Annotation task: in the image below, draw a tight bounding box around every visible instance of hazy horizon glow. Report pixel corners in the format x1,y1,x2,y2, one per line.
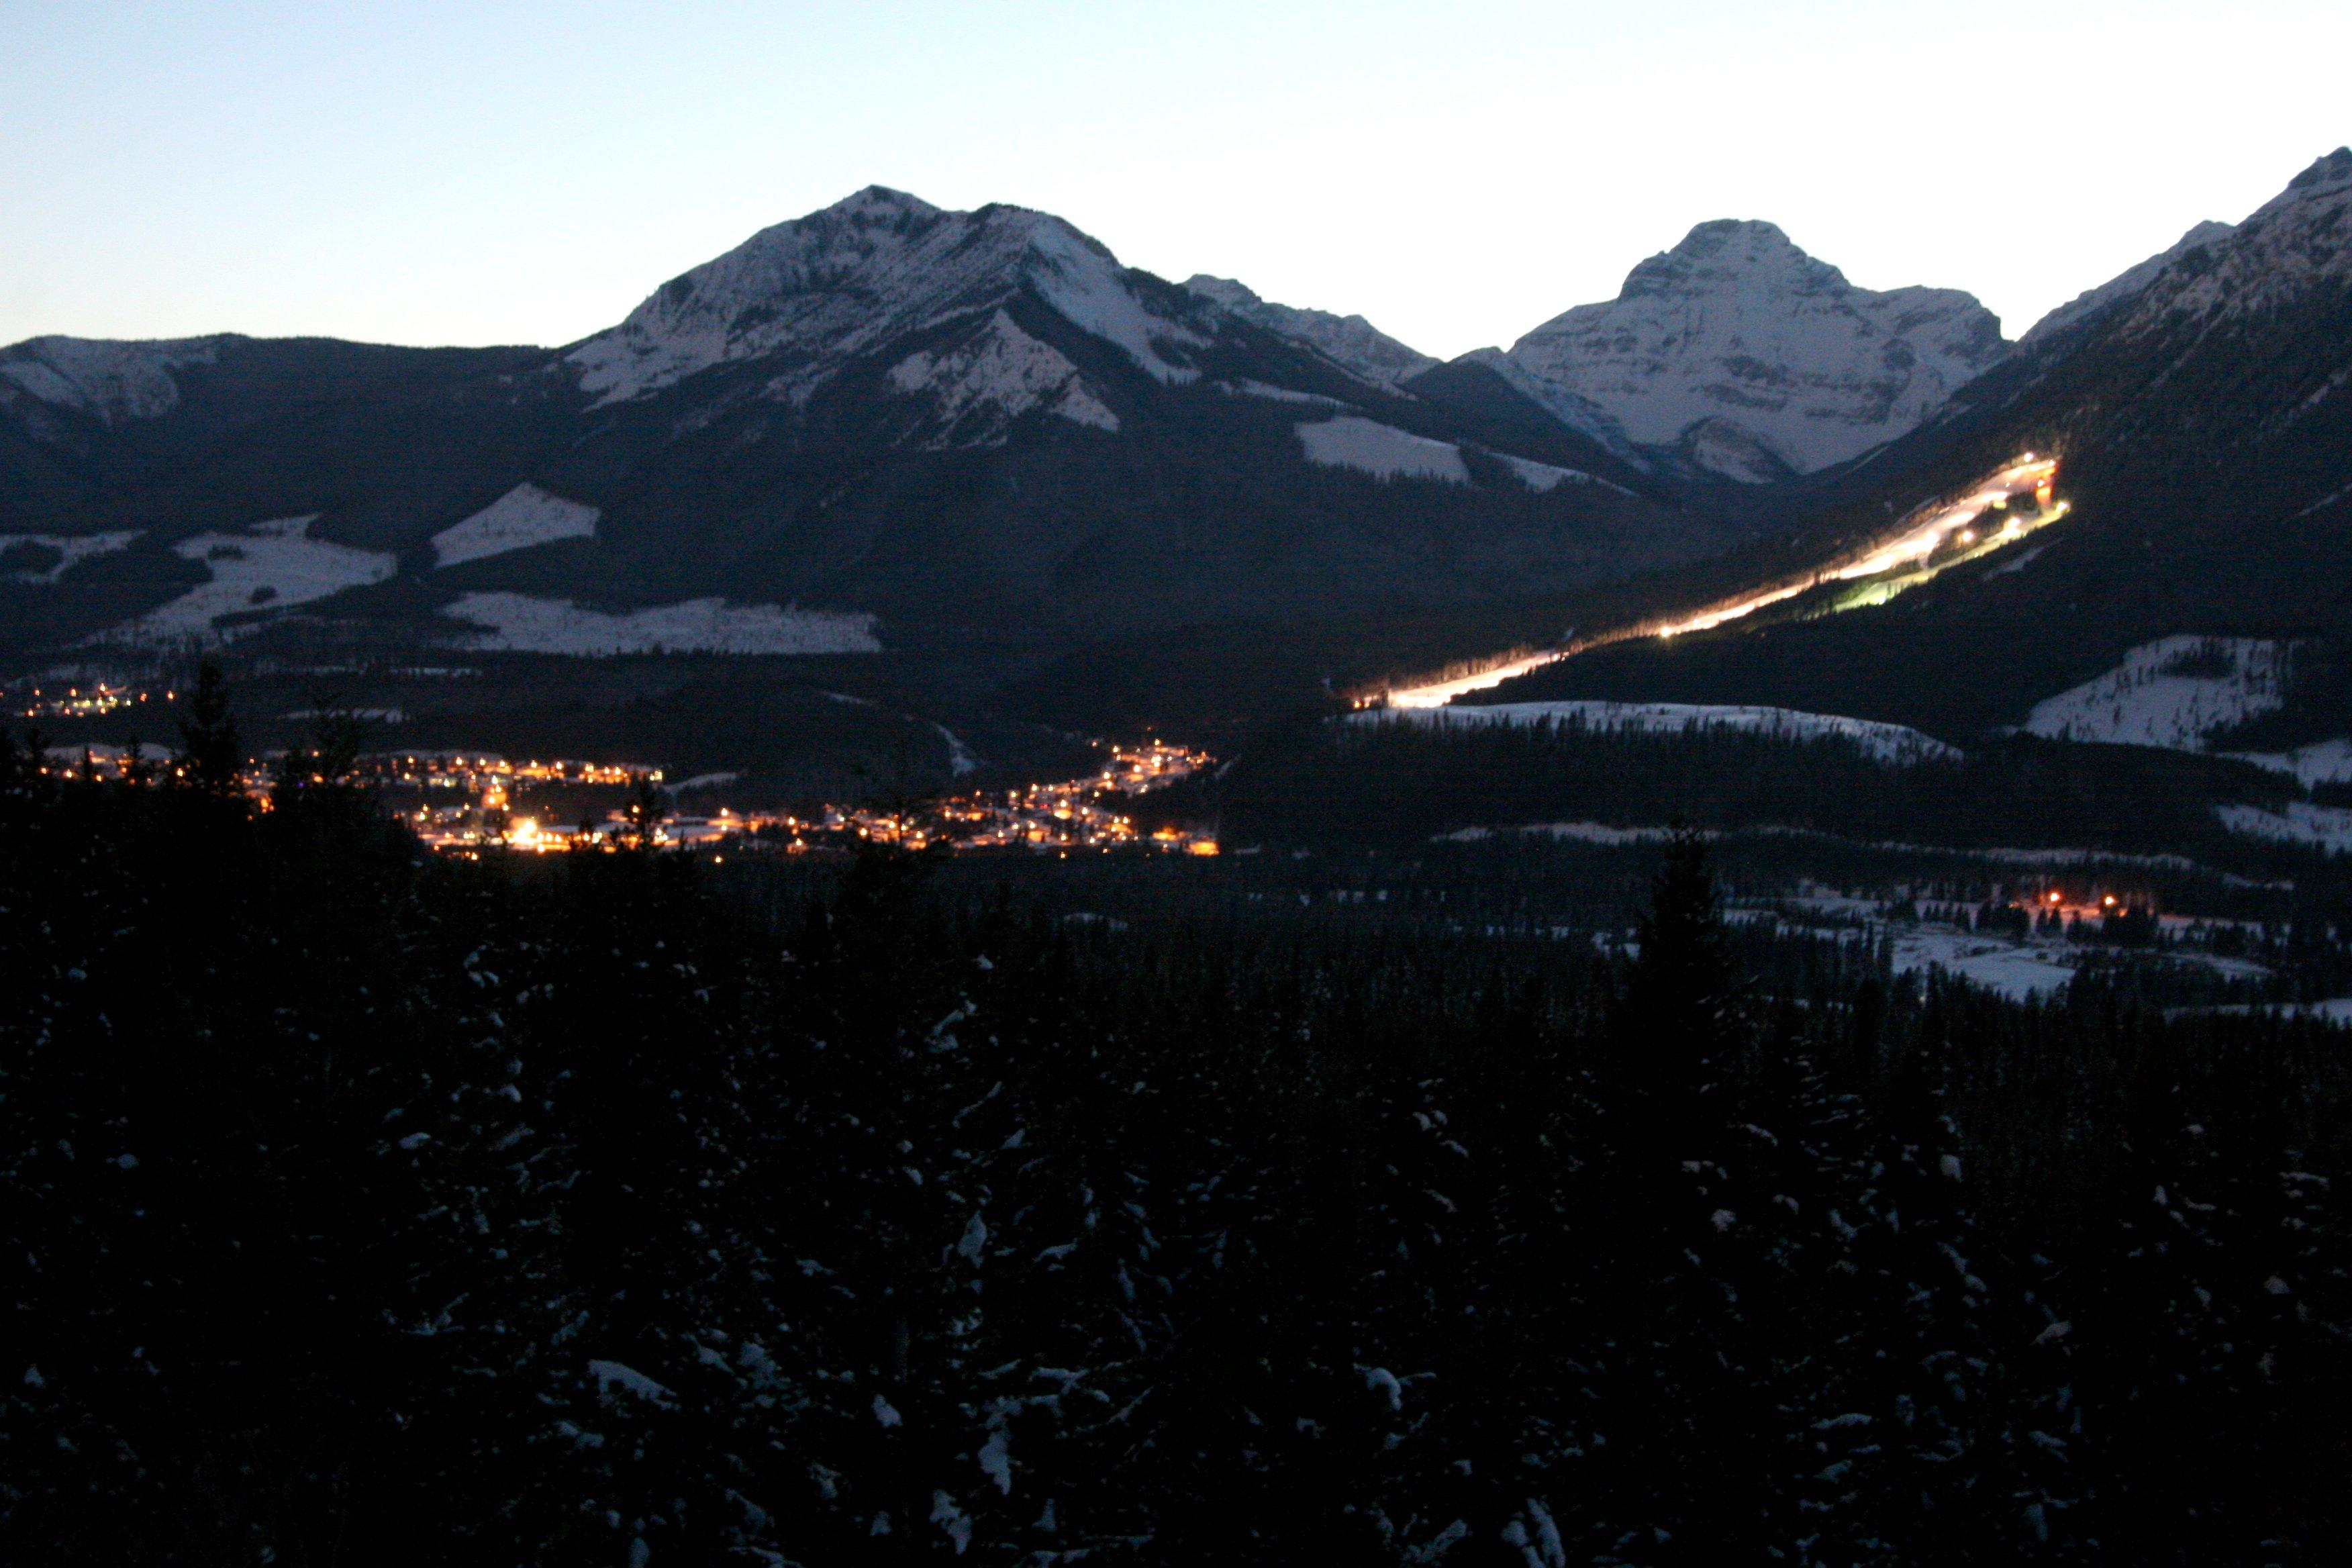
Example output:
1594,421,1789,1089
4,0,2348,360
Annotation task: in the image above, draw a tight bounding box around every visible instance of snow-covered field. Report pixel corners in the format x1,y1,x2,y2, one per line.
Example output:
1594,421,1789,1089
432,485,601,568
2214,801,2352,855
1360,699,1961,765
101,517,395,646
1,530,140,582
2024,636,2291,750
442,592,881,656
1295,417,1469,485
1889,929,2078,1001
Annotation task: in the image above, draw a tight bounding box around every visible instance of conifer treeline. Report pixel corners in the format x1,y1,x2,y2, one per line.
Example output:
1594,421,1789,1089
5,730,2349,1563
1186,716,2298,861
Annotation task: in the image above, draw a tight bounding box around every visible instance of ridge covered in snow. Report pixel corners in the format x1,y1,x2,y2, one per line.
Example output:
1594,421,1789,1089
1183,275,1438,390
2133,148,2352,328
0,336,219,424
1494,220,2007,480
567,187,1204,406
2020,220,2235,346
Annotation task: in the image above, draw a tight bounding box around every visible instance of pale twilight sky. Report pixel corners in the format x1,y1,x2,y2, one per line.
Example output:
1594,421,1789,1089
3,1,2346,360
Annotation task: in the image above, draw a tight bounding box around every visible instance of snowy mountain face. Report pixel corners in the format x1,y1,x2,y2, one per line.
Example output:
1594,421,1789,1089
1182,275,1438,390
2020,221,2235,347
1496,220,2008,481
0,335,220,425
2123,148,2352,330
567,187,1206,407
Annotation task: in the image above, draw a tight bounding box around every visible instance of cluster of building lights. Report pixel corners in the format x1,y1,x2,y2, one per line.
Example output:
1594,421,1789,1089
12,681,166,720
411,742,1222,859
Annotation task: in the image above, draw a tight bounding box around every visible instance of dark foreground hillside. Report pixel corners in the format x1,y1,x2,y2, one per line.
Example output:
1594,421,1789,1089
5,730,2351,1564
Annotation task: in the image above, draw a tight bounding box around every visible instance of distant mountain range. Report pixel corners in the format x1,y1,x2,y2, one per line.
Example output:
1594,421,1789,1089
4,150,2347,789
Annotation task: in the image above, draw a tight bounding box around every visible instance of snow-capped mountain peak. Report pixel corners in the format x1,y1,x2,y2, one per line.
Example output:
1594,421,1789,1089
567,188,1204,405
1182,275,1438,390
1495,219,2006,480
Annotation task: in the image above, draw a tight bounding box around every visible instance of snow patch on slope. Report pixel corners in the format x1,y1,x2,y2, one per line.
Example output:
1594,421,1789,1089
103,517,395,645
1183,275,1437,389
2216,801,2352,856
443,592,881,655
569,187,1201,405
1,530,142,583
1493,453,1624,495
887,310,1116,444
432,485,601,568
1358,699,1960,766
0,336,218,424
2226,737,2352,788
1296,417,1468,485
1499,219,2006,477
1220,379,1354,410
2023,636,2292,751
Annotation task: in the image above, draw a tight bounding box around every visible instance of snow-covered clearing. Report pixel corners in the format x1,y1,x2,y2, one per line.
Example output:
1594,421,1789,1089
1434,822,1688,846
2175,997,2352,1024
2215,801,2352,855
432,485,600,568
102,517,395,646
2225,736,2352,787
442,592,881,656
1890,929,2077,1001
2024,636,2292,750
1219,379,1353,409
1296,417,1469,485
1360,699,1961,765
1,530,141,582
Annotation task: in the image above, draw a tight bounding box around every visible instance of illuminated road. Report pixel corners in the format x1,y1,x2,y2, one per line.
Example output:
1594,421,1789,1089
1379,454,2066,707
